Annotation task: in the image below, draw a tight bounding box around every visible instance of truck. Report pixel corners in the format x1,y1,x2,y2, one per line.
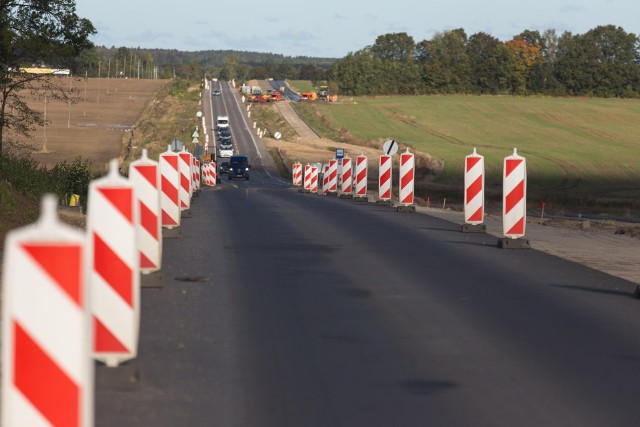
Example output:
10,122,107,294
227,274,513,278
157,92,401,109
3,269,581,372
317,85,329,100
228,155,250,180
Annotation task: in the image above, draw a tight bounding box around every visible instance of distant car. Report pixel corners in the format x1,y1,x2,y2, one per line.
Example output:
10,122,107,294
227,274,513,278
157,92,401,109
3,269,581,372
212,89,221,96
218,128,231,138
219,161,229,174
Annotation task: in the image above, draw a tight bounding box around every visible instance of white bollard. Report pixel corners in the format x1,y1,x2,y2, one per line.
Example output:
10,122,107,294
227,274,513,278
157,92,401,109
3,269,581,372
178,148,193,210
340,157,353,195
87,159,140,367
292,162,303,187
129,149,162,274
503,148,527,238
378,154,392,202
2,195,94,427
355,153,368,198
399,149,415,205
327,159,338,193
464,148,485,225
310,166,319,193
159,145,181,229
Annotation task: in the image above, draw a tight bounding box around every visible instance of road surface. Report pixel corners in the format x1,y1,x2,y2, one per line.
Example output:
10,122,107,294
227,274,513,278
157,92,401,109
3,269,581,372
95,81,640,427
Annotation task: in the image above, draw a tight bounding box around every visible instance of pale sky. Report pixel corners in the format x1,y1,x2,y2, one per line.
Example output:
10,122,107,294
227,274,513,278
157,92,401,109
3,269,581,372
76,0,639,58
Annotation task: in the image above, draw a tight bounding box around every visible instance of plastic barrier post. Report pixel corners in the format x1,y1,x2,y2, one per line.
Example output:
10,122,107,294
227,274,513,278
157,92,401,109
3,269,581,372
178,148,193,210
201,163,211,187
503,148,527,239
462,148,487,232
193,158,201,191
355,154,368,199
210,162,217,186
310,166,319,193
129,149,162,274
340,157,353,197
293,162,303,187
322,164,330,195
2,195,93,427
328,159,338,193
399,149,415,206
378,154,392,202
87,159,140,367
159,146,181,228
303,164,312,191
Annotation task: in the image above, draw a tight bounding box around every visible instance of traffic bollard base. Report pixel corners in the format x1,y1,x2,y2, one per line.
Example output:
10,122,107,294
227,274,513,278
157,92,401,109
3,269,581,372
181,209,192,218
497,237,531,249
339,194,354,199
376,199,393,206
141,271,164,289
95,360,142,392
462,223,487,233
163,227,182,239
396,205,416,213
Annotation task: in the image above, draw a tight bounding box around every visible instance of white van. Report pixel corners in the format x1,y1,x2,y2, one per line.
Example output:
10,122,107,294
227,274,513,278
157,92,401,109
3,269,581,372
216,115,229,129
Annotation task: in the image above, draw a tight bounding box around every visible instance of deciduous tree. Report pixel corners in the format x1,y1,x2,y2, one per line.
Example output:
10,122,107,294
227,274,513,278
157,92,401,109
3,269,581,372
0,0,95,153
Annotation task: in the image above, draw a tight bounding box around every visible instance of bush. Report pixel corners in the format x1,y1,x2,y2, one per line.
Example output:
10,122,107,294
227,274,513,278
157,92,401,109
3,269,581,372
0,151,94,210
50,157,95,209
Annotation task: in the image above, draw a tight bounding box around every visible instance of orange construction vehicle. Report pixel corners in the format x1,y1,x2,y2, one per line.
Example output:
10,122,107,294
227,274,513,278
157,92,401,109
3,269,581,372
270,91,282,101
301,91,318,101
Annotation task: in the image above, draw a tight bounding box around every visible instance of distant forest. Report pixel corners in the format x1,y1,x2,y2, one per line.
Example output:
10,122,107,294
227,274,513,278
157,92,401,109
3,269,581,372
71,24,640,98
72,46,335,82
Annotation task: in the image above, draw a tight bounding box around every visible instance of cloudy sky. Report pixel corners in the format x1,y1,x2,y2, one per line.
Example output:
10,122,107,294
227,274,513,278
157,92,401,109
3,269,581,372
76,0,638,58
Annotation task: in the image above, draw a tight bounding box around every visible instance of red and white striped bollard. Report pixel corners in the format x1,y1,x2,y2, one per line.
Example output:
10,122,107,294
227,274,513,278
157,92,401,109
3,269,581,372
327,159,338,193
2,195,93,427
178,148,192,210
129,149,162,274
292,162,303,187
303,164,312,191
464,148,485,224
355,153,368,198
159,145,181,228
310,166,319,193
399,149,415,205
88,159,140,367
503,148,527,239
340,157,353,196
378,154,392,202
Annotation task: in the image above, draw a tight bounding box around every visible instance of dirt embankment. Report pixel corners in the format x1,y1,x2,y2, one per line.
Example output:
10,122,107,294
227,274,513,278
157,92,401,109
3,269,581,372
19,78,168,171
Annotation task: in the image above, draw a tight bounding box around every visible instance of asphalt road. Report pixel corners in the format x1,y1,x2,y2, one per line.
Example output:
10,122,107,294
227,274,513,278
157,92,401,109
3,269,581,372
96,180,640,427
95,81,640,426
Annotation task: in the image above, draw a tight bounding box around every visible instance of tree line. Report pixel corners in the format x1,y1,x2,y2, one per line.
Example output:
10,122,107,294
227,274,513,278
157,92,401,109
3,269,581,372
327,26,640,97
73,46,334,82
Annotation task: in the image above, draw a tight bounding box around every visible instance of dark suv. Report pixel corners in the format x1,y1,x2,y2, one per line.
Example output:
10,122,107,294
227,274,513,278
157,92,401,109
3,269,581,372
219,161,229,175
228,155,250,180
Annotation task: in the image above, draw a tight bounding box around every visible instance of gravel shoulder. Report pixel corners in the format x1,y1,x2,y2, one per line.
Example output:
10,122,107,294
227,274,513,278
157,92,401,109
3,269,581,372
417,206,640,286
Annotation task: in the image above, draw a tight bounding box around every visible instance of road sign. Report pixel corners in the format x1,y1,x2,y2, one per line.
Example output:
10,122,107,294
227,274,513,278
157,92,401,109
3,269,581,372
336,148,345,159
383,140,398,156
274,132,282,140
170,138,183,152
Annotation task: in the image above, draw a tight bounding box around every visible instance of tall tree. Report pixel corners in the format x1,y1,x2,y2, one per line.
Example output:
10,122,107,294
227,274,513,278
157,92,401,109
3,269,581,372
0,0,95,153
419,29,471,93
371,32,416,63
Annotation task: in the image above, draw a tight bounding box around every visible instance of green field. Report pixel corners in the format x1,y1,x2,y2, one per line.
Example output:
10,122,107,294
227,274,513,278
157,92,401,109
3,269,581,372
311,95,640,212
288,80,318,93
